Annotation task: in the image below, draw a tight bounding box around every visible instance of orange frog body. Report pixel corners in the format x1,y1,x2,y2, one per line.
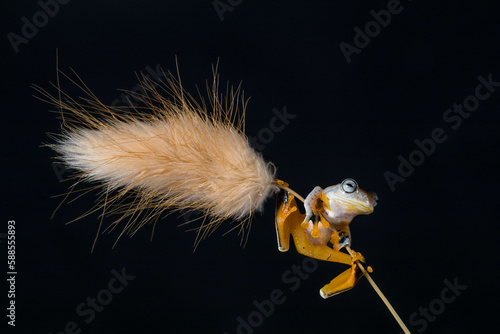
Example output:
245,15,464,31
275,178,378,298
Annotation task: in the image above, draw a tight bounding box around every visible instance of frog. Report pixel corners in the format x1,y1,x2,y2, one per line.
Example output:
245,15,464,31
275,178,378,298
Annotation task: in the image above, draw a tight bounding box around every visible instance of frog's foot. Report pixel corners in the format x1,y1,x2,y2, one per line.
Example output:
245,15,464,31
319,263,365,299
276,192,298,223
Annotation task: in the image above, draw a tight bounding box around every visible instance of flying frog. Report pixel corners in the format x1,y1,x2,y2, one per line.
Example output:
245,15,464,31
275,178,378,298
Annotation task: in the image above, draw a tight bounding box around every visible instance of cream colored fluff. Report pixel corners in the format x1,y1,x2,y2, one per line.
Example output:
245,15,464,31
37,69,277,246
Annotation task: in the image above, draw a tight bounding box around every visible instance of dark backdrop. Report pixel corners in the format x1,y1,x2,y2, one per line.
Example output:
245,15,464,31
2,1,499,333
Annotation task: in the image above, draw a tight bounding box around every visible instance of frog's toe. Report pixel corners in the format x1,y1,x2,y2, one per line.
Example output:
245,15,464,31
301,214,312,229
351,251,366,264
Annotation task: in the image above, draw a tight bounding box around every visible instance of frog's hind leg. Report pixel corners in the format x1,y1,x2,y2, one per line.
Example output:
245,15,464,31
320,263,371,298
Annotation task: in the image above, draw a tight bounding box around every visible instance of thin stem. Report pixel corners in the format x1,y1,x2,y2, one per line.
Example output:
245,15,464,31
279,183,411,334
275,183,305,203
344,246,411,334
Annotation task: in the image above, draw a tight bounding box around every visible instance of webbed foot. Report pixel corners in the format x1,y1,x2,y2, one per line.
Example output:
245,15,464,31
319,263,365,298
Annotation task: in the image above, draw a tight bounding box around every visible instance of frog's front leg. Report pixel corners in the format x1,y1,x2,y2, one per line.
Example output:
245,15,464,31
302,186,323,227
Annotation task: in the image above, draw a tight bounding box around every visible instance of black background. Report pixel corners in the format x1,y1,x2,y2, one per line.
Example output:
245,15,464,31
2,1,500,333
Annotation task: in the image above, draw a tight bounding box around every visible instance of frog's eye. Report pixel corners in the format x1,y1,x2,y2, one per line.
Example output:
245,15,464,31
341,178,358,193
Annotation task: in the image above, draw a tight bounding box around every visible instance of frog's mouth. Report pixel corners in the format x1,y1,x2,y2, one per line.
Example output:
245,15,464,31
327,193,376,214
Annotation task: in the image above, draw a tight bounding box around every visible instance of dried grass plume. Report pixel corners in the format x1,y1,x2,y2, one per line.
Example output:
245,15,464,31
34,63,278,249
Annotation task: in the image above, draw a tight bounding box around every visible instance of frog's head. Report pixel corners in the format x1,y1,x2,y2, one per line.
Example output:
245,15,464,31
319,178,377,224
